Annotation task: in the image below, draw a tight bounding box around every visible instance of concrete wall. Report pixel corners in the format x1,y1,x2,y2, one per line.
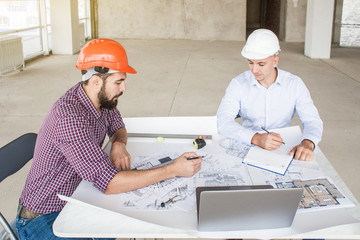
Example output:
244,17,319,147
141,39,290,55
284,0,307,42
340,0,360,46
97,0,246,41
332,0,343,44
97,0,306,42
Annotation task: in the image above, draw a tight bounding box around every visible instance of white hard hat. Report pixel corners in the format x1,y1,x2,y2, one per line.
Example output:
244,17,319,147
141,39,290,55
241,29,281,60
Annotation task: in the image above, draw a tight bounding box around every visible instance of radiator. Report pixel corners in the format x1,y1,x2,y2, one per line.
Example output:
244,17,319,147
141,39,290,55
0,35,25,75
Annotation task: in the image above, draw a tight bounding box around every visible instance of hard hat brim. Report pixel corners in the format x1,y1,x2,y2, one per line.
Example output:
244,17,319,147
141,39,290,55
118,65,137,74
241,45,278,60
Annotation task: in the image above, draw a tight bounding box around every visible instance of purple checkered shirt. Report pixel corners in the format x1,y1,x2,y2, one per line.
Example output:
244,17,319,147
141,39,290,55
20,82,123,213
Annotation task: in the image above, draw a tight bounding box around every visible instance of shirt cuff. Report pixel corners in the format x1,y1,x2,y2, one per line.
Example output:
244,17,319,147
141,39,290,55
302,134,320,149
93,162,120,193
240,128,257,145
302,138,317,150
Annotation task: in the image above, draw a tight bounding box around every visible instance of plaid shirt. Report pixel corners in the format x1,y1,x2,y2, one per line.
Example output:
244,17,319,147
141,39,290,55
20,82,123,213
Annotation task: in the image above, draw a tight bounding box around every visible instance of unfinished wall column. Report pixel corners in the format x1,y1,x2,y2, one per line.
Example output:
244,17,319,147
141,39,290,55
304,0,335,59
50,0,80,54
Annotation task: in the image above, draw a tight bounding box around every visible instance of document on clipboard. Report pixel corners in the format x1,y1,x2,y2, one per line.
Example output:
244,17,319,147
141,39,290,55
243,126,302,175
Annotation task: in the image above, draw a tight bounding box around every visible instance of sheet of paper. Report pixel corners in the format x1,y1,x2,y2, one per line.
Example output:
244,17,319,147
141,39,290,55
243,126,302,175
79,149,252,211
276,177,355,211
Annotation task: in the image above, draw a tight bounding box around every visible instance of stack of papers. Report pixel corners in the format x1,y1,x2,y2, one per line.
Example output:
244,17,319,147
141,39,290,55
243,126,302,175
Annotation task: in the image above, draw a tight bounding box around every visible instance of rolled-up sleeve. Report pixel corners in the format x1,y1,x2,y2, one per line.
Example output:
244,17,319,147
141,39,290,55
107,108,125,138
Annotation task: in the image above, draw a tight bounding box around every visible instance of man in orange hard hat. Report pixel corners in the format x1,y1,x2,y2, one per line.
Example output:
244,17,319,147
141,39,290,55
217,29,323,161
16,39,202,240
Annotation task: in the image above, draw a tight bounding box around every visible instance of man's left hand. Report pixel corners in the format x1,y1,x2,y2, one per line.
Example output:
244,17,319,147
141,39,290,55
110,141,131,170
289,139,315,161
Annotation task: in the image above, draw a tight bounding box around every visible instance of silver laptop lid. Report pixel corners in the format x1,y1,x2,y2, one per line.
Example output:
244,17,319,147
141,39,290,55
197,187,303,231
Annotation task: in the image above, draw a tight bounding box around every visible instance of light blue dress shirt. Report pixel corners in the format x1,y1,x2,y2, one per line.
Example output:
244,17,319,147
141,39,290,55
217,68,323,146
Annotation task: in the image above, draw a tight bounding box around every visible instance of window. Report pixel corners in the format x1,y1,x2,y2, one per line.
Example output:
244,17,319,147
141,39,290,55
0,16,9,26
0,0,51,59
78,0,91,41
0,0,91,60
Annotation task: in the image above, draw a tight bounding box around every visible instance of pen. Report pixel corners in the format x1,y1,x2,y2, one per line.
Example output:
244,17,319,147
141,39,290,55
260,127,285,145
187,156,204,160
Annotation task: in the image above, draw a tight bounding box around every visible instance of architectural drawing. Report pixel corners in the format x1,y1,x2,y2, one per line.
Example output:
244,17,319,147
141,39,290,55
220,138,250,159
276,178,345,209
195,152,251,187
118,150,195,210
115,145,352,211
117,149,252,210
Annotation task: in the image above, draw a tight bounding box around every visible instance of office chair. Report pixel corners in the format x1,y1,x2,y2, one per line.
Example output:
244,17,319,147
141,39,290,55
0,133,37,240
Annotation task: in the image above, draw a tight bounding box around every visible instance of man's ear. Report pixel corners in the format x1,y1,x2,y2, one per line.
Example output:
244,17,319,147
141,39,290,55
89,75,103,90
273,55,279,68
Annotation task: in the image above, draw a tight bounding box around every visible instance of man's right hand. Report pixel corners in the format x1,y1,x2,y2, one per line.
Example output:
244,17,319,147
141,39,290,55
169,152,202,177
251,132,283,150
106,152,202,195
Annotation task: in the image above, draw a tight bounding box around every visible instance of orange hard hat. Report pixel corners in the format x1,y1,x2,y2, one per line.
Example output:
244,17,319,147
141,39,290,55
76,39,137,74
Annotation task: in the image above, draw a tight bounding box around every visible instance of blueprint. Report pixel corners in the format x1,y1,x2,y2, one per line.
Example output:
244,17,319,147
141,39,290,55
222,140,355,211
219,137,251,159
275,178,355,210
112,139,353,212
118,150,194,210
220,137,325,185
116,148,252,210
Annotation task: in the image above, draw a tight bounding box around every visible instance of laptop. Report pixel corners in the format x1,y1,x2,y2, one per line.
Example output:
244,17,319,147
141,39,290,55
196,185,303,231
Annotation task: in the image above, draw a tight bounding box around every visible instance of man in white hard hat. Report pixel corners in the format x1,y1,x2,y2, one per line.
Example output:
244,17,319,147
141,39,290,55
217,29,323,161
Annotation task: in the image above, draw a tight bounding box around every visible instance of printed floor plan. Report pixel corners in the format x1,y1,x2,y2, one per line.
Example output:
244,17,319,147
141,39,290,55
276,178,345,209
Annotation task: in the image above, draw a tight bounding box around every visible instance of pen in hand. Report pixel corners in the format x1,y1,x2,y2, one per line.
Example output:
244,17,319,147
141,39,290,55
186,156,204,160
260,126,285,145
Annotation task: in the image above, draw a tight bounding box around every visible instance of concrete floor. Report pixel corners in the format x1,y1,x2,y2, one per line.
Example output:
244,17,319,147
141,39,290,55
0,40,359,237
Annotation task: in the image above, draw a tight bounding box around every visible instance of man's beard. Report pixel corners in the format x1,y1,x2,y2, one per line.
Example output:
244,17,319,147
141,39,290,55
98,85,123,110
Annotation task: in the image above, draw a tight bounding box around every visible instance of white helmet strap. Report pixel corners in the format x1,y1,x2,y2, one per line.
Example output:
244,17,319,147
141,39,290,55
82,67,119,81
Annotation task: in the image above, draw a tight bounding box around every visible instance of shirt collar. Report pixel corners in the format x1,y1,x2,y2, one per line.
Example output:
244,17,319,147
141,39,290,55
250,67,283,88
274,67,283,86
76,82,102,119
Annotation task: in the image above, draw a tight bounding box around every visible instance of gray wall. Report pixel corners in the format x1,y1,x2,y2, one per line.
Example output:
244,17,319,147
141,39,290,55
97,0,246,41
284,0,307,42
333,0,343,44
340,0,360,46
96,0,357,46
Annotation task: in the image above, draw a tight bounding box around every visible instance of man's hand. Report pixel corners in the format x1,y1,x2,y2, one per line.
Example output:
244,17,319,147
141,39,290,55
110,141,131,170
169,152,202,177
289,139,315,161
106,152,202,194
251,132,284,150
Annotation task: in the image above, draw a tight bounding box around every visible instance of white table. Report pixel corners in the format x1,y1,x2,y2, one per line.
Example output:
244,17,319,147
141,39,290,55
53,116,360,239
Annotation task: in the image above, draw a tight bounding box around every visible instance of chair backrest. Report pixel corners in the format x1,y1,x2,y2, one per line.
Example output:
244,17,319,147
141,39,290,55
0,133,37,182
0,133,37,240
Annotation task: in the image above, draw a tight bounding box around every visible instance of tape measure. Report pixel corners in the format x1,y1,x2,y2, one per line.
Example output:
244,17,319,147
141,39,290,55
193,138,206,149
